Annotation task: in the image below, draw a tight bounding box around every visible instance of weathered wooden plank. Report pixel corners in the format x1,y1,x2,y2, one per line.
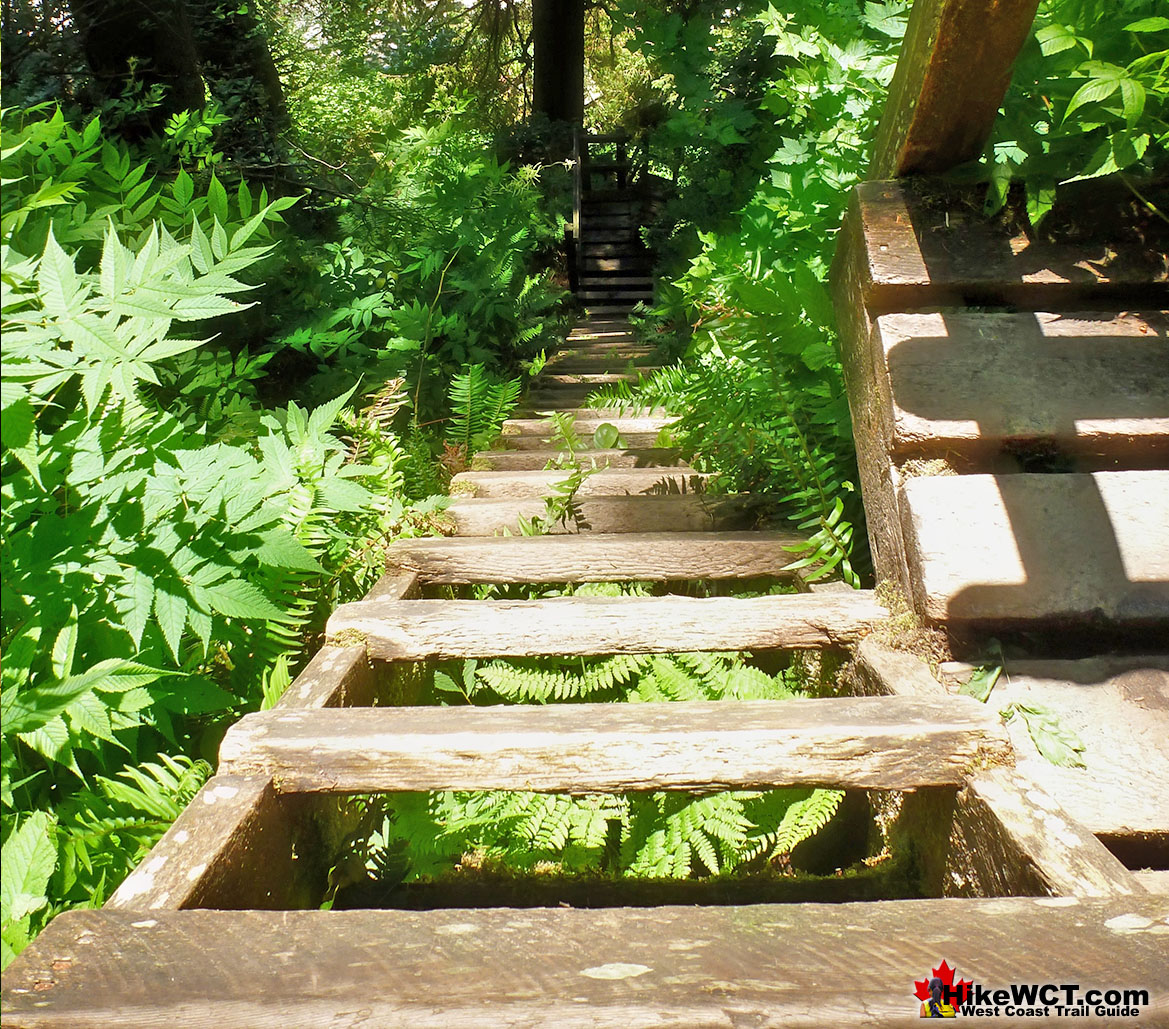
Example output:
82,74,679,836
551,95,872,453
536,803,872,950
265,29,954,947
105,776,318,912
1137,870,1169,894
445,493,773,535
219,695,1009,793
326,591,886,659
845,181,1169,313
900,471,1169,625
940,655,1169,841
9,899,1167,1027
870,0,1040,178
946,769,1146,899
875,311,1169,459
532,372,645,386
828,188,914,595
449,468,709,499
386,530,807,583
470,447,684,471
501,414,675,438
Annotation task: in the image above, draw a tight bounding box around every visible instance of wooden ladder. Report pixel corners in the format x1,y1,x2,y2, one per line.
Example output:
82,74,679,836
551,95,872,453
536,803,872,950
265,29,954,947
5,310,1164,1028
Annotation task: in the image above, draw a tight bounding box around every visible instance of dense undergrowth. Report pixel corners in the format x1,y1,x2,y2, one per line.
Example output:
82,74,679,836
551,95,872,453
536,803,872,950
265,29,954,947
3,0,1165,964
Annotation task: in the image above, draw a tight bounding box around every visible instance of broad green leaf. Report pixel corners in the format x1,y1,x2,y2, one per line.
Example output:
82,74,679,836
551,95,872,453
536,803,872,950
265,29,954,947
1002,702,1086,768
593,422,621,449
37,229,82,318
202,578,286,620
1,811,57,924
1123,17,1169,33
1063,76,1120,121
207,173,228,224
172,168,194,208
959,664,1001,702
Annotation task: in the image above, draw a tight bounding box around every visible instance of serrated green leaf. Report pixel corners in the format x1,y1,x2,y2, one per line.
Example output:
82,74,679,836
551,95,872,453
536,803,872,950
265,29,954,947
1,811,57,924
202,578,287,620
207,173,228,224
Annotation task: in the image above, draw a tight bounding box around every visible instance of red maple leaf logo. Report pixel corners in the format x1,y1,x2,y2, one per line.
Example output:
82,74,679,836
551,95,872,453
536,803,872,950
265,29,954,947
914,959,973,1005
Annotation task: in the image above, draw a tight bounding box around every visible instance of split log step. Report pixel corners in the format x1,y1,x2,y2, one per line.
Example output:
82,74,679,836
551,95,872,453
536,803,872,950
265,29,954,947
445,493,774,535
579,276,653,289
449,468,710,499
219,695,1008,792
11,899,1167,1029
470,447,684,471
326,591,886,659
386,530,807,583
586,304,642,316
900,470,1169,625
579,290,655,302
841,180,1168,313
873,311,1169,460
532,372,646,386
500,413,677,439
582,257,652,273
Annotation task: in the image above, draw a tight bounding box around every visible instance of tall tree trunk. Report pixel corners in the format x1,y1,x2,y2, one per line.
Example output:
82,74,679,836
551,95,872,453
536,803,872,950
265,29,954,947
72,0,204,132
532,0,584,126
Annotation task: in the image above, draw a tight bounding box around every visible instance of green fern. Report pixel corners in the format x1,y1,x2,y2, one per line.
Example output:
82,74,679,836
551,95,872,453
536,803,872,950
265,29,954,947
445,364,522,456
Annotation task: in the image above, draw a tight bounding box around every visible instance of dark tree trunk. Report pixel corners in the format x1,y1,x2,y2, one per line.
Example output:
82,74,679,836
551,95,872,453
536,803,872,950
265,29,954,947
72,0,204,131
532,0,584,126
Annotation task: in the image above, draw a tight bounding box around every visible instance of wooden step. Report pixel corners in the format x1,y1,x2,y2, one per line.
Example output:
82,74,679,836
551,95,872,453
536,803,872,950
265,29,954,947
874,311,1169,460
544,358,658,374
582,257,652,273
586,304,642,316
221,694,1003,792
532,373,646,386
501,414,676,438
326,591,886,660
900,470,1169,625
445,494,773,534
579,242,647,258
579,290,654,302
387,530,806,583
13,898,1166,1028
471,448,684,471
579,276,653,289
449,468,710,499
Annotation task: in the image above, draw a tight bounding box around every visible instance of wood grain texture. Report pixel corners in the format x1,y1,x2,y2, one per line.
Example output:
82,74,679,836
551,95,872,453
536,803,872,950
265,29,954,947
874,311,1169,458
870,0,1040,178
449,467,709,499
829,190,914,594
849,181,1169,313
500,414,676,437
947,770,1146,899
9,899,1167,1027
900,471,1169,625
105,776,317,912
445,493,776,535
942,655,1169,840
386,531,807,583
327,591,886,658
218,696,1011,792
470,447,684,470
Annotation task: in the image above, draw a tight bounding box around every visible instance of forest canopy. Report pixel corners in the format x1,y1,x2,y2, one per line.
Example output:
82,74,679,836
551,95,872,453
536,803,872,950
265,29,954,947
2,0,1166,966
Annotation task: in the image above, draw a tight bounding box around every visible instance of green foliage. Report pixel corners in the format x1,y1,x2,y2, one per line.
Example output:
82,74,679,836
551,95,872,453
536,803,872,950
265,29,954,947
985,0,1168,221
352,649,842,884
445,365,522,458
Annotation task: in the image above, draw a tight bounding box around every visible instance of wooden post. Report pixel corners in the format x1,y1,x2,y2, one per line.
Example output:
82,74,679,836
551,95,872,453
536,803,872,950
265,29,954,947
532,0,585,126
869,0,1041,178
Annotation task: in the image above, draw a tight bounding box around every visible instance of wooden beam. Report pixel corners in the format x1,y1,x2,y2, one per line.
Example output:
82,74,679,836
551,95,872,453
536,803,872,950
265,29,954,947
326,592,887,659
449,468,711,499
9,898,1168,1026
947,769,1147,898
218,696,1011,793
870,0,1041,178
105,776,320,911
386,531,807,583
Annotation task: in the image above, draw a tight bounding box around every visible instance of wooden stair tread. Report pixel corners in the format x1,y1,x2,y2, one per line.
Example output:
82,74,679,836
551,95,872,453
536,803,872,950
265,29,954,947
445,493,774,535
502,413,674,435
326,591,885,659
875,311,1169,457
900,470,1169,625
941,654,1169,841
471,448,684,471
387,530,807,583
843,180,1169,313
9,899,1166,1028
533,372,647,384
220,695,1008,792
450,468,710,499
